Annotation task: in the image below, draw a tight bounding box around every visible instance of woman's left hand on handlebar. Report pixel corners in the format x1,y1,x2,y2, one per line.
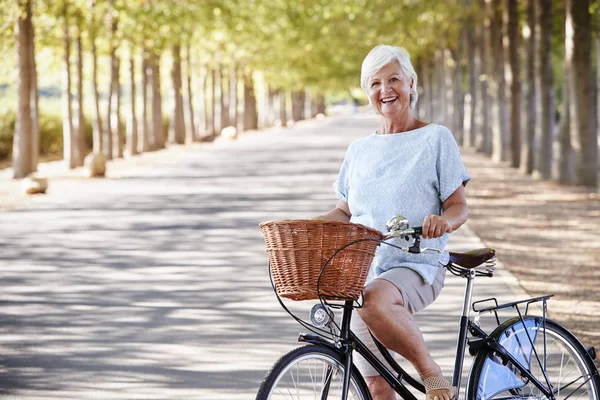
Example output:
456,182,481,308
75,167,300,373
422,215,452,239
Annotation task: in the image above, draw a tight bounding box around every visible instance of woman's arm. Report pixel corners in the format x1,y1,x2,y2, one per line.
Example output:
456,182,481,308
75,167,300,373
314,200,352,222
422,185,468,239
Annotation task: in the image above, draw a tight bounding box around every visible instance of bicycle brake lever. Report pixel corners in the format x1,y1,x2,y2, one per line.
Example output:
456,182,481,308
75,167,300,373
420,247,442,254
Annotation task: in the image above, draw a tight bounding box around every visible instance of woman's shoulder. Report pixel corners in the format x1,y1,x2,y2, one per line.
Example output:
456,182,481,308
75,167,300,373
423,124,457,143
347,133,376,149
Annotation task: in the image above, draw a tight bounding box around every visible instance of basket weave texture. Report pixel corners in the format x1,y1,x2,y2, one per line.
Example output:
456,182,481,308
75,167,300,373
259,220,383,301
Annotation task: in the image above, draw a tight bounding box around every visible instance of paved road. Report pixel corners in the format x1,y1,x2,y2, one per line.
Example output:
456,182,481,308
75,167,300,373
0,114,529,399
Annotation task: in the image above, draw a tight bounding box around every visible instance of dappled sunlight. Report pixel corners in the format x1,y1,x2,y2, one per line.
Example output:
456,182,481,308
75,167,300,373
0,115,555,398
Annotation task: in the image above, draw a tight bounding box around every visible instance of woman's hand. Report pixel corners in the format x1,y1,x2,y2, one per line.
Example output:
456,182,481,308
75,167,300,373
422,215,452,239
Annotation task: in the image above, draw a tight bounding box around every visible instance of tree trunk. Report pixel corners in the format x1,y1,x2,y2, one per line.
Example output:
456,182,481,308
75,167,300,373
209,66,216,138
292,91,306,121
75,20,85,166
89,3,103,155
171,44,185,144
271,88,280,122
185,46,196,143
107,49,121,159
149,52,164,149
198,66,208,139
522,0,537,175
105,7,118,160
243,69,258,130
491,0,509,162
453,36,465,144
507,0,521,168
13,0,35,179
316,94,326,115
557,21,573,184
435,49,452,126
141,48,150,152
466,0,477,148
262,80,271,128
230,64,238,130
534,0,554,180
476,0,491,154
220,63,230,131
279,91,288,127
62,4,77,168
28,0,39,173
127,49,138,156
423,60,434,122
567,0,597,186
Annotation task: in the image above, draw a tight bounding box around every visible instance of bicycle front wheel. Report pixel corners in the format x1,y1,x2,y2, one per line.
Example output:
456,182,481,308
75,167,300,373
255,344,371,400
467,316,600,400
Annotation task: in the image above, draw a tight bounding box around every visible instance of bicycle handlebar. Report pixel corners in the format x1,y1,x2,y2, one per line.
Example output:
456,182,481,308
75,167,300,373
383,226,422,240
382,225,442,254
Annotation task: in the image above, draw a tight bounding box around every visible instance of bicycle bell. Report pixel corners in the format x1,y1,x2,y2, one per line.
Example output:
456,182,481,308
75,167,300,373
309,304,334,328
386,215,409,232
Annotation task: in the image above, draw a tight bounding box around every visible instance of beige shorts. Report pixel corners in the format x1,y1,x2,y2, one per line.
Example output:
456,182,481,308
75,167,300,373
350,266,446,377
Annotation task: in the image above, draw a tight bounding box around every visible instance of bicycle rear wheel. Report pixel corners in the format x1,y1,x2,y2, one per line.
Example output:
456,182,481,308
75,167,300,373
467,316,600,400
255,344,371,400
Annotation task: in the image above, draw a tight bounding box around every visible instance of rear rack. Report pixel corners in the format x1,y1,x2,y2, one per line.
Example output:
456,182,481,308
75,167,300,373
472,294,554,325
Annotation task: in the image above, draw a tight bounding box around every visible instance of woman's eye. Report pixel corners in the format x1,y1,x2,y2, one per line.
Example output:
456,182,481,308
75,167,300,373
371,82,379,87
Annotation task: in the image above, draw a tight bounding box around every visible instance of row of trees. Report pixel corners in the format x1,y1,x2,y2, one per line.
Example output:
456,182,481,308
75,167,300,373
416,0,599,188
6,0,600,187
7,0,334,178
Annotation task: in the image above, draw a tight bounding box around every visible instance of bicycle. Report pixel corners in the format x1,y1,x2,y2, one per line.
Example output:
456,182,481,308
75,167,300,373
256,216,600,400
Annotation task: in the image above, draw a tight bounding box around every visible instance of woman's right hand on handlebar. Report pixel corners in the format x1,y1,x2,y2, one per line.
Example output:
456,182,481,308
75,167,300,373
422,215,452,239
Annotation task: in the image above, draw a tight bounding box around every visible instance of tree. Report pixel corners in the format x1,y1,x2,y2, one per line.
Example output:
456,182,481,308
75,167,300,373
490,0,509,162
62,1,78,168
171,43,186,144
506,0,521,168
567,0,597,187
476,0,492,155
88,0,104,155
522,0,537,175
13,0,38,179
184,45,197,142
465,0,477,148
126,47,138,156
534,0,554,180
106,0,121,159
74,12,85,165
243,68,258,130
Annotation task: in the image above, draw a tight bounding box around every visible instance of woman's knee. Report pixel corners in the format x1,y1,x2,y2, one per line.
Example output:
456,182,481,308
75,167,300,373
358,280,404,322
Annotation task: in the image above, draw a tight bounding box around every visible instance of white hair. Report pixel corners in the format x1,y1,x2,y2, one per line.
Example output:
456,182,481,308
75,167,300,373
360,45,419,110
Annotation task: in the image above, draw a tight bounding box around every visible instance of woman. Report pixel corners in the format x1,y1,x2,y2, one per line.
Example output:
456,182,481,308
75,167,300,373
316,45,470,400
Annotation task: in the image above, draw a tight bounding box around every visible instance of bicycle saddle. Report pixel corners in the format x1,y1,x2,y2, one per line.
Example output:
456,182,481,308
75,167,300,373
448,248,496,269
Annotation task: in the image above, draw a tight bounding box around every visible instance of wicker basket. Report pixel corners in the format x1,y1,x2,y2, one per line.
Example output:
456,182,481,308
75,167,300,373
259,219,383,301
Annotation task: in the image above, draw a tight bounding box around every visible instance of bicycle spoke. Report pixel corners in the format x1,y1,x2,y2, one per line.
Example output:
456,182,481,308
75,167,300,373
470,318,598,400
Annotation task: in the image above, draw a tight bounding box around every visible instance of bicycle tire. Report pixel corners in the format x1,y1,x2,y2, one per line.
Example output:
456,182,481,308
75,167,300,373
467,316,600,400
255,344,372,400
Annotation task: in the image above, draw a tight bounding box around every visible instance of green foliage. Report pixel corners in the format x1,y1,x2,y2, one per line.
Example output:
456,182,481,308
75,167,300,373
0,111,16,160
0,110,94,162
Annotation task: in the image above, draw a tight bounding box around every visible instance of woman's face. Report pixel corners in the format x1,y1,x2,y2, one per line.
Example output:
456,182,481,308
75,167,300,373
366,60,413,118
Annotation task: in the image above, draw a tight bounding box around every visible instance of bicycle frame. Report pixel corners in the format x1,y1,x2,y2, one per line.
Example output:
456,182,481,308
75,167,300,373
298,268,559,400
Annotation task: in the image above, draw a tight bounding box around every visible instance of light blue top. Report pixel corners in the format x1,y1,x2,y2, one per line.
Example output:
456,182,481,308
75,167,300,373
333,123,471,284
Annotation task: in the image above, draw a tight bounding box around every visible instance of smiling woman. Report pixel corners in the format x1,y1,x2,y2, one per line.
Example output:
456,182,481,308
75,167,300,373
315,44,470,400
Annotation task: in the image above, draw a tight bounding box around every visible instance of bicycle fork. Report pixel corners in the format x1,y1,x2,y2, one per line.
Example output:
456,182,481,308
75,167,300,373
340,300,355,400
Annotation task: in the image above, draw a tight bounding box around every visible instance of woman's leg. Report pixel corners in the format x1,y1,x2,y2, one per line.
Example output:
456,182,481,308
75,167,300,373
357,277,453,400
